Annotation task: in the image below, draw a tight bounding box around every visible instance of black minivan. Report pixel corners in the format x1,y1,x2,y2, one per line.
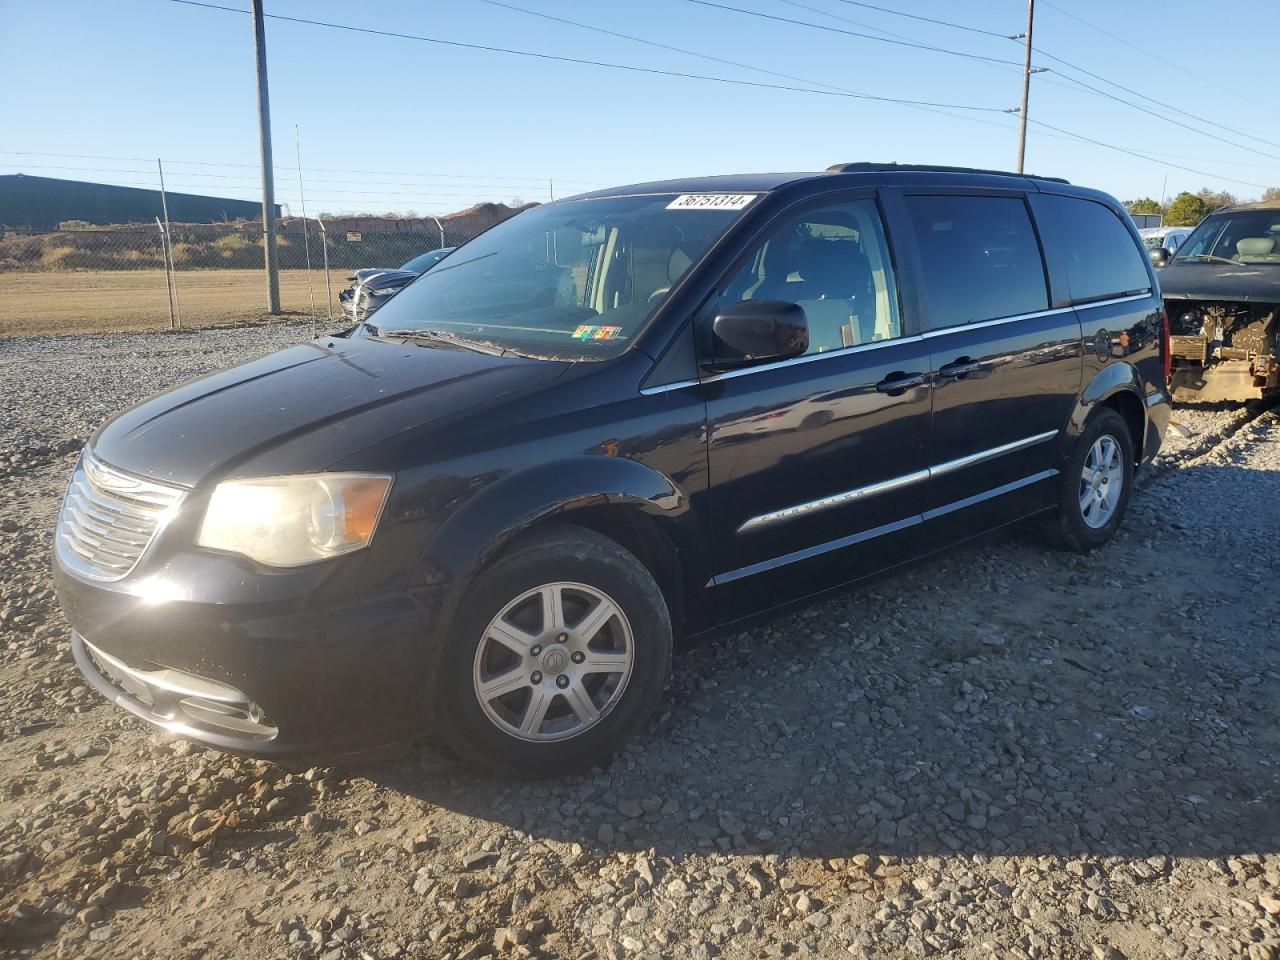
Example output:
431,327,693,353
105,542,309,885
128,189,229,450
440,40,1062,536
55,163,1172,777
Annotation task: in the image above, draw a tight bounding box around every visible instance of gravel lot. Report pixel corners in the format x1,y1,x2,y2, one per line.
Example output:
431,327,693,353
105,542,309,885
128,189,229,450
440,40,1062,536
1,323,1278,960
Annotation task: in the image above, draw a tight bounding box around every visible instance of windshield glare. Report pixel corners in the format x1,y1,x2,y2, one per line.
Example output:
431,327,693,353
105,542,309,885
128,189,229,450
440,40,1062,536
1174,210,1280,264
368,194,749,358
400,249,451,273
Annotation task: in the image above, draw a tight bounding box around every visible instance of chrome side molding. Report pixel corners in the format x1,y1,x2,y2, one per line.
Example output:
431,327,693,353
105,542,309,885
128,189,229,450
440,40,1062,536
737,430,1058,533
717,468,1058,584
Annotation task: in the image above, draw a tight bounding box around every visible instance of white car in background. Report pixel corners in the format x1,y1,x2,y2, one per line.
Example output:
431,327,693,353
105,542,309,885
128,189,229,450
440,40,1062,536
1140,226,1193,266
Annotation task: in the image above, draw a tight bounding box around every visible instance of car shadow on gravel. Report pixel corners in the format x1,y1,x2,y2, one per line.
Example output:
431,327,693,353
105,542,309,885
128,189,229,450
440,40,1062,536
353,484,1280,865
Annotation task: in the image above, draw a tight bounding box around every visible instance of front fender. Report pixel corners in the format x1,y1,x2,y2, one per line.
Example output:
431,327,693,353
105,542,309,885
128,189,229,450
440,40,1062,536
413,454,706,634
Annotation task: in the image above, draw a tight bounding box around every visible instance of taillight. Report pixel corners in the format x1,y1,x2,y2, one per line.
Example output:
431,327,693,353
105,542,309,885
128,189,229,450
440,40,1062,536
1160,306,1171,384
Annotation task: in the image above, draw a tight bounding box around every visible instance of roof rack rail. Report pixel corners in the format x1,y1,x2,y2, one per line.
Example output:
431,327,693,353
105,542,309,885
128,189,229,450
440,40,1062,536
825,162,1069,185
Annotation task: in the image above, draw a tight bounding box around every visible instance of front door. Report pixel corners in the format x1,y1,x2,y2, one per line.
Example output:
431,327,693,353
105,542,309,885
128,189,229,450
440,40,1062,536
895,191,1083,537
700,194,933,619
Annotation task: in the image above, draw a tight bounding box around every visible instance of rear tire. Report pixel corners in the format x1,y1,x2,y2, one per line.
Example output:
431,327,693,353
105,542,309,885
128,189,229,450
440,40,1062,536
1042,408,1134,553
435,525,672,778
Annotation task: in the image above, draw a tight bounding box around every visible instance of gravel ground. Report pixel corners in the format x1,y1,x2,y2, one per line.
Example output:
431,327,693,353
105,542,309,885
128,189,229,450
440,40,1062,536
1,324,1278,960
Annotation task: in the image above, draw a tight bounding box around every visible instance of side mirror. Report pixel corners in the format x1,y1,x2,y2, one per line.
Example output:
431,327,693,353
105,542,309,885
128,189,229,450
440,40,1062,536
705,300,808,371
1149,247,1170,267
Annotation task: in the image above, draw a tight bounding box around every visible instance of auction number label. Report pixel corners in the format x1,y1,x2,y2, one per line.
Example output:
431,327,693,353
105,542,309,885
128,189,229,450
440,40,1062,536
666,194,758,210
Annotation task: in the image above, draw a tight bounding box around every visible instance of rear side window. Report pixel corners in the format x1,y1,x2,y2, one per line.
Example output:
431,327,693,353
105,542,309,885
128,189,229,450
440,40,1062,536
1036,195,1151,303
904,195,1048,329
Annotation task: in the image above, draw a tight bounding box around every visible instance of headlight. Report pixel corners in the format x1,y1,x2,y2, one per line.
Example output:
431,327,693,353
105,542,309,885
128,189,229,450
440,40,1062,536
196,474,392,567
367,286,403,299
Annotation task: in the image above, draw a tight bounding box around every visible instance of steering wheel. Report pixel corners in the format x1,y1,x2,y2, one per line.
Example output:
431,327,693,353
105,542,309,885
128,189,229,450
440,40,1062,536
647,286,671,303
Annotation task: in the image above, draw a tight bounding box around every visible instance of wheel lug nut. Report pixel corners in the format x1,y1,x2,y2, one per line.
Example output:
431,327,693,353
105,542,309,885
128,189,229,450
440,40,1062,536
571,651,585,664
530,645,542,656
556,675,569,689
556,632,569,643
531,671,543,684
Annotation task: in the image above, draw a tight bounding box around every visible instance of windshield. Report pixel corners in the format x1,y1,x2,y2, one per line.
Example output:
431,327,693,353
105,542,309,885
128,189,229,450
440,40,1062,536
1142,235,1165,250
1173,210,1280,264
400,248,452,273
367,194,752,359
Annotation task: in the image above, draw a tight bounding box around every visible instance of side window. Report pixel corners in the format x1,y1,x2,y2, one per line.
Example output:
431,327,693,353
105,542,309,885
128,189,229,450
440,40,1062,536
715,199,902,354
904,195,1048,329
1036,195,1151,303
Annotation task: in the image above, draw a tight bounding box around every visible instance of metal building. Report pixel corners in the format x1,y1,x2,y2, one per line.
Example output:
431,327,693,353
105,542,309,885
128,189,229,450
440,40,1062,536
0,174,278,231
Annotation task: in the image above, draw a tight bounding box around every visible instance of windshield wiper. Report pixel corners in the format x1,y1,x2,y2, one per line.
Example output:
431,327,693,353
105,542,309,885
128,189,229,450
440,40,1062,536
1182,254,1243,266
380,328,510,357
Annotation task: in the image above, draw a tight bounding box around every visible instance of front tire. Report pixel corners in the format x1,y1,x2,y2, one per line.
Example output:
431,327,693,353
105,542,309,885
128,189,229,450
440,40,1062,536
1042,408,1134,553
435,525,672,778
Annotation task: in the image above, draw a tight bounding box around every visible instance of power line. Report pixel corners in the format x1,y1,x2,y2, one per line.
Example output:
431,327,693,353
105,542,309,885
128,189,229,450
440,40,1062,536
1038,0,1271,112
155,0,1274,193
776,0,1117,108
164,0,1006,112
0,149,606,185
474,0,1059,177
785,0,1279,156
1038,68,1280,164
477,0,854,94
684,0,1280,166
680,0,1030,68
1028,119,1269,190
479,0,1275,190
823,0,1010,39
3,161,593,191
1031,48,1280,153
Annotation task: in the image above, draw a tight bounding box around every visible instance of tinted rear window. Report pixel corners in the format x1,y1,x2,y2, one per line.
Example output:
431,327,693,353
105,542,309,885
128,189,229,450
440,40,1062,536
904,195,1048,329
1036,195,1151,302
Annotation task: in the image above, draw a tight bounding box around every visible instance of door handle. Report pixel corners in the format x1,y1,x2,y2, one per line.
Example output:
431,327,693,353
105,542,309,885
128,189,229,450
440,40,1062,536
938,356,984,380
875,371,927,395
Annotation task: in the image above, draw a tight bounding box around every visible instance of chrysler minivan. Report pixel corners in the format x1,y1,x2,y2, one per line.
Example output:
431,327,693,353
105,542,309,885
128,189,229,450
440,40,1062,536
54,163,1172,776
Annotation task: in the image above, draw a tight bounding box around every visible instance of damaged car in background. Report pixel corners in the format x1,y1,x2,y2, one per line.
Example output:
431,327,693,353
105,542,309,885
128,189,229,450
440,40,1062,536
339,247,456,323
1159,201,1280,402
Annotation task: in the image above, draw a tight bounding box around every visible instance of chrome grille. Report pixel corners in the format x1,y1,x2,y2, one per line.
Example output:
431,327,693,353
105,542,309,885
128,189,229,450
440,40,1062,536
56,452,186,581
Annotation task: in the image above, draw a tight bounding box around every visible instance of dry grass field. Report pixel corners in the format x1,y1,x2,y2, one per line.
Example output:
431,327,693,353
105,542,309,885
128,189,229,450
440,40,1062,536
0,269,338,336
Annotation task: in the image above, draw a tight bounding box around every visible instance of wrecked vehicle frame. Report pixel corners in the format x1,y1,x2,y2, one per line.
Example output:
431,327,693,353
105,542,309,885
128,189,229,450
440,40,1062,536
1159,202,1280,403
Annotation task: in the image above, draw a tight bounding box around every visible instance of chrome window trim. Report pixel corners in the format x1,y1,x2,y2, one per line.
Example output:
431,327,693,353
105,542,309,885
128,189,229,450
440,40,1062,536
920,305,1073,339
639,378,700,396
679,292,1153,389
701,334,927,384
1069,291,1152,310
735,430,1058,533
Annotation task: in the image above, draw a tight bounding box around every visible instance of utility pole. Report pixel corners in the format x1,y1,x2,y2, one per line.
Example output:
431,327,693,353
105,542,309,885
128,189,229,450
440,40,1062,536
252,0,281,314
156,159,181,328
1015,0,1036,174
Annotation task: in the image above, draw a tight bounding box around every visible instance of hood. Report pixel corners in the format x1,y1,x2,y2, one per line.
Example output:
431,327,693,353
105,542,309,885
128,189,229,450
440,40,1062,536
1159,259,1280,302
92,337,569,487
354,268,416,291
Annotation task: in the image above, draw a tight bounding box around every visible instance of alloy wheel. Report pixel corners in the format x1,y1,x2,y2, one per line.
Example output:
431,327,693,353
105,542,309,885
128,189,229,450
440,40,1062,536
471,582,635,742
1079,434,1124,529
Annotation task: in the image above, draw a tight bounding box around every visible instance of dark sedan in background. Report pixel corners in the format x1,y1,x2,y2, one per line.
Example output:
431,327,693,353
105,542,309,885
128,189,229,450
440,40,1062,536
339,247,455,323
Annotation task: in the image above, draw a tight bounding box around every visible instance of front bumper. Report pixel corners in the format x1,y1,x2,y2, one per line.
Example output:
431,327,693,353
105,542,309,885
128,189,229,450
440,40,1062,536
56,564,444,758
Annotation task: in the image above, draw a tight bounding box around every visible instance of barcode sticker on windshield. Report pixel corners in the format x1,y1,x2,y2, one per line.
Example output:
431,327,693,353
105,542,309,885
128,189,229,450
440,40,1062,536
667,194,758,211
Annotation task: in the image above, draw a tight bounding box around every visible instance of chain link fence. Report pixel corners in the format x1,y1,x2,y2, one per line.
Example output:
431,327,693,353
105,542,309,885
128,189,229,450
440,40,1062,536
0,210,512,336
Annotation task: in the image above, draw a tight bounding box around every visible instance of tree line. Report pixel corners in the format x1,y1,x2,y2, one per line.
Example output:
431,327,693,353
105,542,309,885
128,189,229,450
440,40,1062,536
1125,186,1280,226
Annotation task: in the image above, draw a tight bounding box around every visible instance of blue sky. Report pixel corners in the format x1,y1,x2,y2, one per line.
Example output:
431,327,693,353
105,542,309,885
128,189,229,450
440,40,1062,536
2,0,1277,216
